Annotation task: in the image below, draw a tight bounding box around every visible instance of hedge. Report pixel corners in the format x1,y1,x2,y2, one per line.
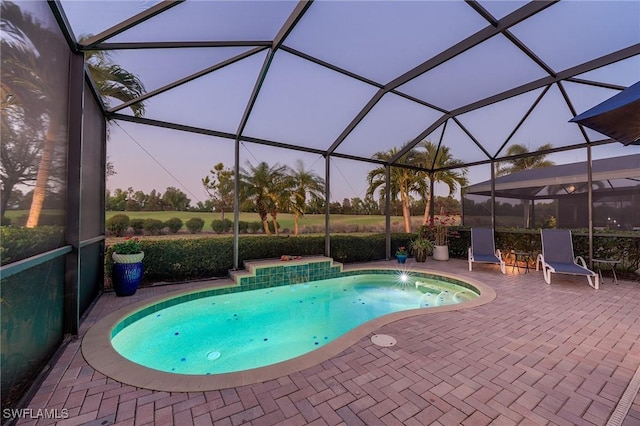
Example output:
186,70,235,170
104,233,415,286
0,226,65,265
104,230,640,286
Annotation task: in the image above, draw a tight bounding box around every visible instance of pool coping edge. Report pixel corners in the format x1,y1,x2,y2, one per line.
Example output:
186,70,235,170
81,267,496,392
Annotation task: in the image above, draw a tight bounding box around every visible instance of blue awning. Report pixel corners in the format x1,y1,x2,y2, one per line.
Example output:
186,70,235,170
570,81,640,146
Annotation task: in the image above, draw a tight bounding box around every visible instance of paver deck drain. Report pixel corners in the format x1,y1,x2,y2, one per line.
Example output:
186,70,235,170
606,361,640,426
371,334,396,347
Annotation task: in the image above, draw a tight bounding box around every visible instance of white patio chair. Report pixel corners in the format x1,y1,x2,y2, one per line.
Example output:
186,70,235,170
536,229,599,289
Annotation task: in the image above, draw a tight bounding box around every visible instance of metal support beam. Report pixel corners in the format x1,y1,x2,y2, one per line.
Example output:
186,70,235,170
390,44,639,164
451,117,492,160
491,161,496,229
587,146,594,269
88,40,272,50
273,1,313,50
109,113,387,165
64,52,85,336
233,139,240,271
324,155,331,257
557,81,591,144
49,1,79,51
110,47,268,114
385,165,391,260
494,85,551,158
81,1,185,49
329,1,557,157
234,1,311,142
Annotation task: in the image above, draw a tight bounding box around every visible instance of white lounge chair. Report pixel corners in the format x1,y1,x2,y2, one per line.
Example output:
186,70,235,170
468,228,505,274
536,229,599,289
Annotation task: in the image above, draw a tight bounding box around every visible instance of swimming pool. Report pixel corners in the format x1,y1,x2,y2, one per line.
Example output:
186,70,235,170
83,267,495,391
111,274,477,375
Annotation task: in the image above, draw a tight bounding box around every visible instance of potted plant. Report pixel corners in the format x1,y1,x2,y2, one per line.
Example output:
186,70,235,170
395,246,408,264
111,237,144,296
410,238,434,262
425,215,458,261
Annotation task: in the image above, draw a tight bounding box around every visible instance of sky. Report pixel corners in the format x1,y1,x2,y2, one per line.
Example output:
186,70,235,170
56,0,640,206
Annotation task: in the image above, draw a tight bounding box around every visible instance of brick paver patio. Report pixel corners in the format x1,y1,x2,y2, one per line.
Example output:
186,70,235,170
14,259,640,425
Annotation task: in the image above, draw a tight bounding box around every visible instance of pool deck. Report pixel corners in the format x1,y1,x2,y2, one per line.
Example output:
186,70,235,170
16,258,640,426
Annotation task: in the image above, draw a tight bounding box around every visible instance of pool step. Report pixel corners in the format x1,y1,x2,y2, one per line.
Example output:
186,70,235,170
415,280,475,306
229,256,344,288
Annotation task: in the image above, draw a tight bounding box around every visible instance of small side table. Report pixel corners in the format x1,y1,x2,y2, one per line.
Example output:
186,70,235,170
512,251,532,274
592,259,620,284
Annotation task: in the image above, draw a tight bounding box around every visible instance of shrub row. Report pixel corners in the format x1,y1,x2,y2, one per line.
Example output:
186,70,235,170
105,214,279,236
106,214,185,236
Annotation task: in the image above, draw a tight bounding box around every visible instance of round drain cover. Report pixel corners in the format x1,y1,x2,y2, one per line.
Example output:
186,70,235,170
371,334,396,347
207,351,221,360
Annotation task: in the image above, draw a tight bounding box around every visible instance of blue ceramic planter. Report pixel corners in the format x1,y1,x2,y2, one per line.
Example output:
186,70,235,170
113,262,143,296
396,254,408,264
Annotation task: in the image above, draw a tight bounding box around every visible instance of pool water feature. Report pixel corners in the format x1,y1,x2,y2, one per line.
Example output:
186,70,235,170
111,274,478,375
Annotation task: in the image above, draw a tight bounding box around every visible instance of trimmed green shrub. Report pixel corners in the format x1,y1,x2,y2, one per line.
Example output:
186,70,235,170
130,218,145,235
238,221,249,233
1,216,12,226
211,219,225,233
164,217,183,234
185,218,205,234
106,214,130,236
211,218,233,233
248,221,263,233
142,218,164,235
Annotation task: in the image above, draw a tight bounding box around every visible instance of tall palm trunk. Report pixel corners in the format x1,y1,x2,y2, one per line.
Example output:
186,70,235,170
293,211,301,236
26,124,57,228
270,208,280,236
422,175,435,224
400,191,411,233
259,210,270,234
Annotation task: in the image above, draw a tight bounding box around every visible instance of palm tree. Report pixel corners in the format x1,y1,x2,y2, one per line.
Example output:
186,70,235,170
239,161,288,235
289,160,325,236
416,141,468,224
1,2,145,227
496,143,555,227
82,39,145,117
366,147,426,233
496,143,555,176
268,175,294,236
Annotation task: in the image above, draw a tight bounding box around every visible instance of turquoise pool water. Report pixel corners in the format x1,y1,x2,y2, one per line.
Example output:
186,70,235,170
111,274,477,375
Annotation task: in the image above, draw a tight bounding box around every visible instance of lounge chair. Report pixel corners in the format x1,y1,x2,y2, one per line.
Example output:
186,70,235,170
536,229,599,289
468,228,505,274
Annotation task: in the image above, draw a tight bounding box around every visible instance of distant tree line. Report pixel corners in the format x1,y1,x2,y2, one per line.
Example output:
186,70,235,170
106,185,460,216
